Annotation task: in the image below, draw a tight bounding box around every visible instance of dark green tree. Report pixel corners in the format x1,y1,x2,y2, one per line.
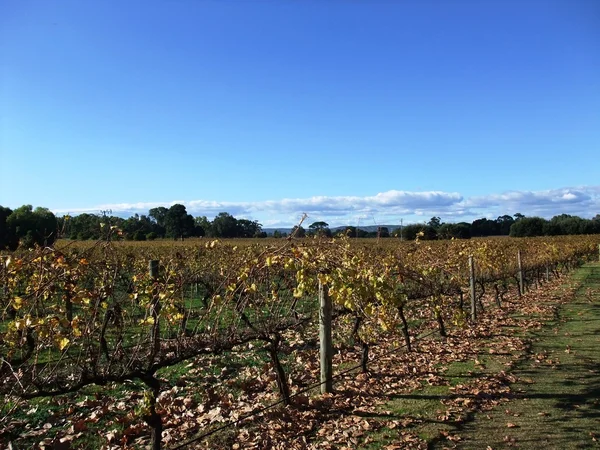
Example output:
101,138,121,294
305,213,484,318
428,217,442,229
308,221,331,237
212,212,239,238
149,207,168,228
237,219,262,238
290,225,306,238
194,216,211,237
377,226,390,238
470,218,499,237
438,222,471,239
509,217,547,237
0,206,13,249
123,214,157,240
5,205,58,249
400,224,437,240
339,226,367,238
67,213,102,240
495,215,515,235
164,204,195,240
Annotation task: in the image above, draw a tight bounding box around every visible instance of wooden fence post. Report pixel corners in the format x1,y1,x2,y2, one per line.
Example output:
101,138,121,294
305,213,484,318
517,250,524,296
149,260,161,360
319,279,333,394
147,260,162,450
469,255,476,322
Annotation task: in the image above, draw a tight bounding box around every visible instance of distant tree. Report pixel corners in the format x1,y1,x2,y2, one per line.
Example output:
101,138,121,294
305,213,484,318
470,218,499,237
509,217,546,237
513,213,525,221
212,212,239,238
342,226,368,238
437,222,471,239
401,224,437,240
273,230,283,238
290,225,306,238
5,205,58,249
428,217,442,229
149,207,168,228
67,213,102,240
578,219,599,235
132,230,147,241
378,226,390,238
237,219,262,238
0,206,13,250
308,221,331,237
122,214,156,240
164,204,195,240
195,216,212,237
495,215,515,235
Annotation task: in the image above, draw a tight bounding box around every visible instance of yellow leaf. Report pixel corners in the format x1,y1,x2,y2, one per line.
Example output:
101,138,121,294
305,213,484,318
140,317,155,325
58,337,70,351
12,297,23,310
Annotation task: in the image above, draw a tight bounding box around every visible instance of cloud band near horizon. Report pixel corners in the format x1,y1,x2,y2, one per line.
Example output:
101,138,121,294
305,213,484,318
51,186,600,227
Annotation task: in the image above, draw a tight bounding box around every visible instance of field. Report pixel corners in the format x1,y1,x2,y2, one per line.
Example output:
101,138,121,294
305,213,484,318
1,235,599,449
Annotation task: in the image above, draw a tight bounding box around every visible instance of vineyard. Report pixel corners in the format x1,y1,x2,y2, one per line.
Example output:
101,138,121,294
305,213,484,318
1,234,599,449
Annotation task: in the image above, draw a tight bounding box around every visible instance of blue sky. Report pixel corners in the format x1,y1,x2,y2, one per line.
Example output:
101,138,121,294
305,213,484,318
1,0,599,227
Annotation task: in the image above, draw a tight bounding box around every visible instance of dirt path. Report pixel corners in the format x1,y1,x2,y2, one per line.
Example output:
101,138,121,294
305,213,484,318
452,263,600,449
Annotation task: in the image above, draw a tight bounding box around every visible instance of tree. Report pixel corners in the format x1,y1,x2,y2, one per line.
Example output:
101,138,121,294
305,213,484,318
164,204,195,240
438,222,471,239
509,217,546,237
308,221,331,237
212,212,239,238
340,226,367,238
0,206,13,250
290,225,306,238
399,224,437,240
470,218,499,237
5,205,58,249
122,214,156,240
378,226,390,238
67,213,102,240
238,219,263,238
428,217,442,229
495,215,515,235
195,216,211,237
149,207,169,228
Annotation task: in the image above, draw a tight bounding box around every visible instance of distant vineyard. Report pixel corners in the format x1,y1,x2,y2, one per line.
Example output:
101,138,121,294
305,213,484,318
1,234,598,448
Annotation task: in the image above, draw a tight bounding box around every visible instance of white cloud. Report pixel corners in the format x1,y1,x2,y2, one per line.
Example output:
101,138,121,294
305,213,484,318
52,186,600,227
463,187,598,218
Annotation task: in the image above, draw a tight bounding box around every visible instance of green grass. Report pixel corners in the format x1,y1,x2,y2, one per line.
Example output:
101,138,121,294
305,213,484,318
452,263,600,449
359,263,600,449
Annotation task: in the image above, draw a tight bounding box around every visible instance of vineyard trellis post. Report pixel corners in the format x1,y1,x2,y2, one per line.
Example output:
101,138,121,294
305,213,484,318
517,250,524,296
319,279,333,394
469,255,476,322
147,259,163,450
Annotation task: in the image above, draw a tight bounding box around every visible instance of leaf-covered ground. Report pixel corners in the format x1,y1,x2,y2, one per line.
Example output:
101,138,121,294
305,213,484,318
442,263,600,449
1,264,599,449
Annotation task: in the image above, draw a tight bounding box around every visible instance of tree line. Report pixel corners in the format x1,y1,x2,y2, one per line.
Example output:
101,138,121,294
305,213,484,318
386,214,600,240
1,203,599,250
